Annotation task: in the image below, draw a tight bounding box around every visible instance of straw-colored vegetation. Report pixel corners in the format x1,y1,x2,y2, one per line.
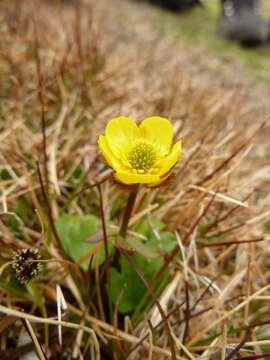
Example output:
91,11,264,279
0,0,269,359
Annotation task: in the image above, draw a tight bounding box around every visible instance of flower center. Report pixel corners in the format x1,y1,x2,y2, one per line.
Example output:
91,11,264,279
128,142,156,172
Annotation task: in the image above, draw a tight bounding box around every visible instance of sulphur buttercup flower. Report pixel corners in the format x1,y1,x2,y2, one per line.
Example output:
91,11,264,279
98,117,181,186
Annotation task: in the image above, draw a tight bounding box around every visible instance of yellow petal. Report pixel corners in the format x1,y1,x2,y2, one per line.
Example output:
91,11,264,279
156,141,182,176
139,117,174,155
105,117,139,158
114,171,160,185
98,135,122,170
147,172,172,187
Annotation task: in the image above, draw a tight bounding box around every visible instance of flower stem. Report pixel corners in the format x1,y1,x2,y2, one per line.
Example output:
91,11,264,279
119,184,139,239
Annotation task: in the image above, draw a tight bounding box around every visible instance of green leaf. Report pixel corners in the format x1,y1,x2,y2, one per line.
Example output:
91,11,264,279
132,266,170,326
0,169,12,181
264,220,270,232
135,219,177,255
9,215,24,238
0,211,24,238
55,214,114,270
257,324,270,340
26,282,47,317
126,237,159,259
110,196,126,219
72,167,83,179
0,276,28,299
154,231,178,254
109,253,164,314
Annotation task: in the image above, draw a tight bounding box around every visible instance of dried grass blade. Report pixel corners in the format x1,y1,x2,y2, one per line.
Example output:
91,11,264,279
187,285,269,346
23,318,47,360
225,331,251,360
56,285,68,347
198,121,266,186
189,184,248,208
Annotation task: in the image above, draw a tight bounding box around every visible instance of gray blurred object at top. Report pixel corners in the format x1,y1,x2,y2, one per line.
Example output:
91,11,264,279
218,0,269,45
148,0,202,11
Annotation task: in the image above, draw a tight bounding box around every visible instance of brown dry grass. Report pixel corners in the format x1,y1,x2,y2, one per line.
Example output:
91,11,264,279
0,0,269,359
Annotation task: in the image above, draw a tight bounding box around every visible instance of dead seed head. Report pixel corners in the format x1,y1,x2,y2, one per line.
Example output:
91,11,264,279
12,248,42,283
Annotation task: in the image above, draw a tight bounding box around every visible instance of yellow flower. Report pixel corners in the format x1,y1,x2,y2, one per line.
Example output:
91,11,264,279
98,116,182,186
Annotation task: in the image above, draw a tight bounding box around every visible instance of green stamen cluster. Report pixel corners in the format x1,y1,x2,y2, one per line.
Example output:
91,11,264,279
128,142,156,172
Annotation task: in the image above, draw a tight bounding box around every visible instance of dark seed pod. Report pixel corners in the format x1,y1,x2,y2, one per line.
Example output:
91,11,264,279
12,248,42,283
